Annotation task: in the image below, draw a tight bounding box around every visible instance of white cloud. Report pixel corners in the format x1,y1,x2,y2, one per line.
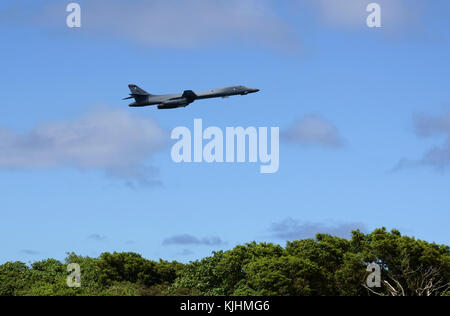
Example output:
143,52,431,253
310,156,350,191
415,111,450,137
88,234,107,242
20,249,40,256
303,0,421,30
282,115,344,147
162,234,226,246
394,111,450,171
269,218,368,240
2,0,427,51
30,0,299,52
0,107,168,186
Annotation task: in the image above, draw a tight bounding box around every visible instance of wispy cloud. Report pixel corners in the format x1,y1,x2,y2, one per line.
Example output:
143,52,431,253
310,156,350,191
88,234,107,242
394,111,450,172
302,0,422,30
162,234,226,246
1,0,430,52
282,115,344,147
179,249,195,256
1,0,299,52
269,218,368,240
20,249,40,256
0,107,168,186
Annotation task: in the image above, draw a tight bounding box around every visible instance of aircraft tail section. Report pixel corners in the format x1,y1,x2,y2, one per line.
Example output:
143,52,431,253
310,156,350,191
123,84,151,103
128,84,151,96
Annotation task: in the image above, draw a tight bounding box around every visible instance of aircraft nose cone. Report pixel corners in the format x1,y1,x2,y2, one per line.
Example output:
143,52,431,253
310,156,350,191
251,88,260,93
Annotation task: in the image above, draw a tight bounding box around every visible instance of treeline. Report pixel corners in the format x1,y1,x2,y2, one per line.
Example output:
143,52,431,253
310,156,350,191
1,228,449,296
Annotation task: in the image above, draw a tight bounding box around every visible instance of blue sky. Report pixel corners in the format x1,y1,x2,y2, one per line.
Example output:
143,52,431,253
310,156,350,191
0,0,449,264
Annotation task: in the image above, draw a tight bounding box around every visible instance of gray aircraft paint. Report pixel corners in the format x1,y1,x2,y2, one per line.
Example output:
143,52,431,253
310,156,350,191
123,85,259,109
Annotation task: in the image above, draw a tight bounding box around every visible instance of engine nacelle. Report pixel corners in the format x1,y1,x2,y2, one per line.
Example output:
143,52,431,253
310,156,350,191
158,104,186,109
158,98,189,109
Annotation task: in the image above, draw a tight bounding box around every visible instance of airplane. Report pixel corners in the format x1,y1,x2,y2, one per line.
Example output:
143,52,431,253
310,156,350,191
123,85,260,109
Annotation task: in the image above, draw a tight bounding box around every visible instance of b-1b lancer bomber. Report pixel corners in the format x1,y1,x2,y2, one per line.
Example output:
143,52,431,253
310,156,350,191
123,85,260,109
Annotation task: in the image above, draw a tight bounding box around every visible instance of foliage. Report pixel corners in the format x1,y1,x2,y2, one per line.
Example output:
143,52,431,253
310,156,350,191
1,228,448,296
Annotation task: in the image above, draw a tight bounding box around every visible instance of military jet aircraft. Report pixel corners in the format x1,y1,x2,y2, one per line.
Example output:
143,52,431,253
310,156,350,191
123,85,259,109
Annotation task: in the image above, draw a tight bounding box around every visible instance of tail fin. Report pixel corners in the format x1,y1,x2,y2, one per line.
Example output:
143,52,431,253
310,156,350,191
123,84,152,102
128,84,151,96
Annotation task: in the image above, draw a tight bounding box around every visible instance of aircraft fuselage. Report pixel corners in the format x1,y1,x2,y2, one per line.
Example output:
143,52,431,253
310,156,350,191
124,85,259,109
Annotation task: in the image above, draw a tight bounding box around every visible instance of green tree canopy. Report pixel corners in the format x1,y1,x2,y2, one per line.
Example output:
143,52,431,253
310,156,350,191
1,228,448,296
